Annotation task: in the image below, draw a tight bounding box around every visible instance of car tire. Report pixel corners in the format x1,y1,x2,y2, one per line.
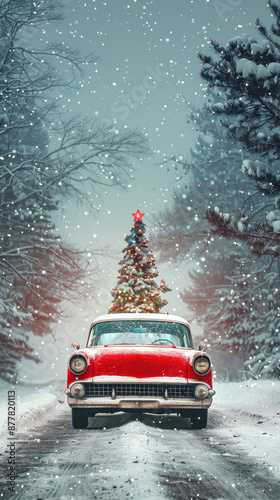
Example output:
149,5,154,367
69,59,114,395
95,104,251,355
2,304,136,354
72,408,88,429
189,409,208,429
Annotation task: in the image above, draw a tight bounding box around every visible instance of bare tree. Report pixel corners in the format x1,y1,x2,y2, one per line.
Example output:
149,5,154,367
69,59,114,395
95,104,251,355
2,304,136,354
0,0,149,380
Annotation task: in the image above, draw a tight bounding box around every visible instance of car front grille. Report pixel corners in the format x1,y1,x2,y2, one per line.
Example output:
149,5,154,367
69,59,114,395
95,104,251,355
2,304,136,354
84,383,194,399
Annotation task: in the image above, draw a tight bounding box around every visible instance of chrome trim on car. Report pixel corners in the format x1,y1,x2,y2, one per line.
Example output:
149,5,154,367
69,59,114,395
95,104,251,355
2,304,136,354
68,379,214,393
188,379,212,389
83,382,195,399
67,396,213,410
90,376,192,384
69,354,88,375
192,354,211,375
69,377,93,385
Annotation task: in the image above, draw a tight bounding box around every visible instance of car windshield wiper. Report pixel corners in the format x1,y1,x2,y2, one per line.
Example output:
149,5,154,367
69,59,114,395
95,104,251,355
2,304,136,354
103,343,138,346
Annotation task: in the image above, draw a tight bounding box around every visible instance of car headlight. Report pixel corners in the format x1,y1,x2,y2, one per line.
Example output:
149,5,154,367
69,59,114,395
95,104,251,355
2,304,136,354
194,384,209,399
70,383,85,398
69,354,87,374
193,355,211,375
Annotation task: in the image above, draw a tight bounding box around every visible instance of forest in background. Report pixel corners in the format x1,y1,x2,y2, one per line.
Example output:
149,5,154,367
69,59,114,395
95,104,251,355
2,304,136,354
153,0,280,380
1,0,280,383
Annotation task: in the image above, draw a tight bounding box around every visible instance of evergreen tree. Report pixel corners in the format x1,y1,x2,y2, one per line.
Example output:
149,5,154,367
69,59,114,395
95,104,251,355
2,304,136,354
206,160,280,258
199,2,280,163
180,253,255,379
244,268,280,378
151,96,256,375
151,95,251,263
108,210,171,314
198,1,280,257
197,0,280,377
206,271,254,357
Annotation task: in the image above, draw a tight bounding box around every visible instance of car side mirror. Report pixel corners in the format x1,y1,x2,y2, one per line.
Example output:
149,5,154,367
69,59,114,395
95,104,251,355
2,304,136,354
198,342,206,352
71,341,80,350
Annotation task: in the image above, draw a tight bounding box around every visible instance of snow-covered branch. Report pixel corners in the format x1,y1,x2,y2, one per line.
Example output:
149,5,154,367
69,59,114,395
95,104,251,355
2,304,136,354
206,207,280,256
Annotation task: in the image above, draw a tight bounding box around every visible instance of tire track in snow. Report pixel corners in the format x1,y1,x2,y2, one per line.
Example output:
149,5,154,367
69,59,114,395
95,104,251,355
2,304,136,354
145,411,279,500
1,410,167,499
1,407,279,499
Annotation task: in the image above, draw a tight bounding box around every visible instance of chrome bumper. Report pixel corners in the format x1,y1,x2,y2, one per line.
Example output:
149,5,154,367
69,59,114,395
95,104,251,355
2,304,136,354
67,395,213,410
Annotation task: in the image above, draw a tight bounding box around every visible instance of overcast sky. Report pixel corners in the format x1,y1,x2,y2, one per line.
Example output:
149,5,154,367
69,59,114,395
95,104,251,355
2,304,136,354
32,0,272,367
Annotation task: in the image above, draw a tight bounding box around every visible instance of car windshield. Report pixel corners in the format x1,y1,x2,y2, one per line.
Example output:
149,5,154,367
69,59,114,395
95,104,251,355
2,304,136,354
88,320,193,348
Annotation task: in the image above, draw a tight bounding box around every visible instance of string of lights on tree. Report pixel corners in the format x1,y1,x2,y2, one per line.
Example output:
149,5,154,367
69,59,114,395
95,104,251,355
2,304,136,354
108,210,171,314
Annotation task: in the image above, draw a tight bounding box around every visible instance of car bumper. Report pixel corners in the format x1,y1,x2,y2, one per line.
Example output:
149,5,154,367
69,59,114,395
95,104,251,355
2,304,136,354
67,395,213,411
65,378,215,412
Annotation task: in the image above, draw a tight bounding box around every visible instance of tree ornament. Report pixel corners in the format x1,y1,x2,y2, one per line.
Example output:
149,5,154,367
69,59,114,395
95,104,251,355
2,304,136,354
132,209,145,221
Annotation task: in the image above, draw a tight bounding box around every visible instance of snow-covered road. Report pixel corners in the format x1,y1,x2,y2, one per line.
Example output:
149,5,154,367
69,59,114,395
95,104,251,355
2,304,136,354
1,401,279,500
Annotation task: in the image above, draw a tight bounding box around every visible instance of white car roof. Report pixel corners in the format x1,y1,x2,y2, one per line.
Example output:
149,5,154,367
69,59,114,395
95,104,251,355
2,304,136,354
90,313,190,329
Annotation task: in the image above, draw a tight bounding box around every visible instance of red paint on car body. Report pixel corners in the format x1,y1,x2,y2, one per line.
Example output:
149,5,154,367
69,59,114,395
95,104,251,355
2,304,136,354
67,345,212,388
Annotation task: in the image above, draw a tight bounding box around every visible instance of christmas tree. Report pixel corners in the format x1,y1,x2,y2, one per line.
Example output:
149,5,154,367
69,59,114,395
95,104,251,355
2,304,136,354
108,210,171,314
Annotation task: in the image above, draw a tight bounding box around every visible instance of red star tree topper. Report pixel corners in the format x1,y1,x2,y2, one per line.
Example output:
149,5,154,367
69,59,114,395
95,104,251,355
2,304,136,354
108,210,171,314
132,209,144,221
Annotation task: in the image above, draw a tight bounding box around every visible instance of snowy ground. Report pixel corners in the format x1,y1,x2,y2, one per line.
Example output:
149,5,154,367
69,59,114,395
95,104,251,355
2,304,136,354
0,380,65,447
211,380,280,479
0,380,279,499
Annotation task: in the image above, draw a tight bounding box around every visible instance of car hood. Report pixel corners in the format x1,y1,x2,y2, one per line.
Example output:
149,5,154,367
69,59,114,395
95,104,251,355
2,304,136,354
68,345,213,387
95,344,191,378
76,344,205,379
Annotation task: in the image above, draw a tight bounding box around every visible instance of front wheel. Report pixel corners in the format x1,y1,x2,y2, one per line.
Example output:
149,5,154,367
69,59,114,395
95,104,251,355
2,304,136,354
72,408,88,429
189,409,208,429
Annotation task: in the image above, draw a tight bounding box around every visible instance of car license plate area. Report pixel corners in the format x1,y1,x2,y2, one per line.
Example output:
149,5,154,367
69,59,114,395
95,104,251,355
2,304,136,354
119,400,159,409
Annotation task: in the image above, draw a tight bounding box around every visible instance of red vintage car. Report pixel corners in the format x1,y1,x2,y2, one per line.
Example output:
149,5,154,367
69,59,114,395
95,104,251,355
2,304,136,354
65,313,215,429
